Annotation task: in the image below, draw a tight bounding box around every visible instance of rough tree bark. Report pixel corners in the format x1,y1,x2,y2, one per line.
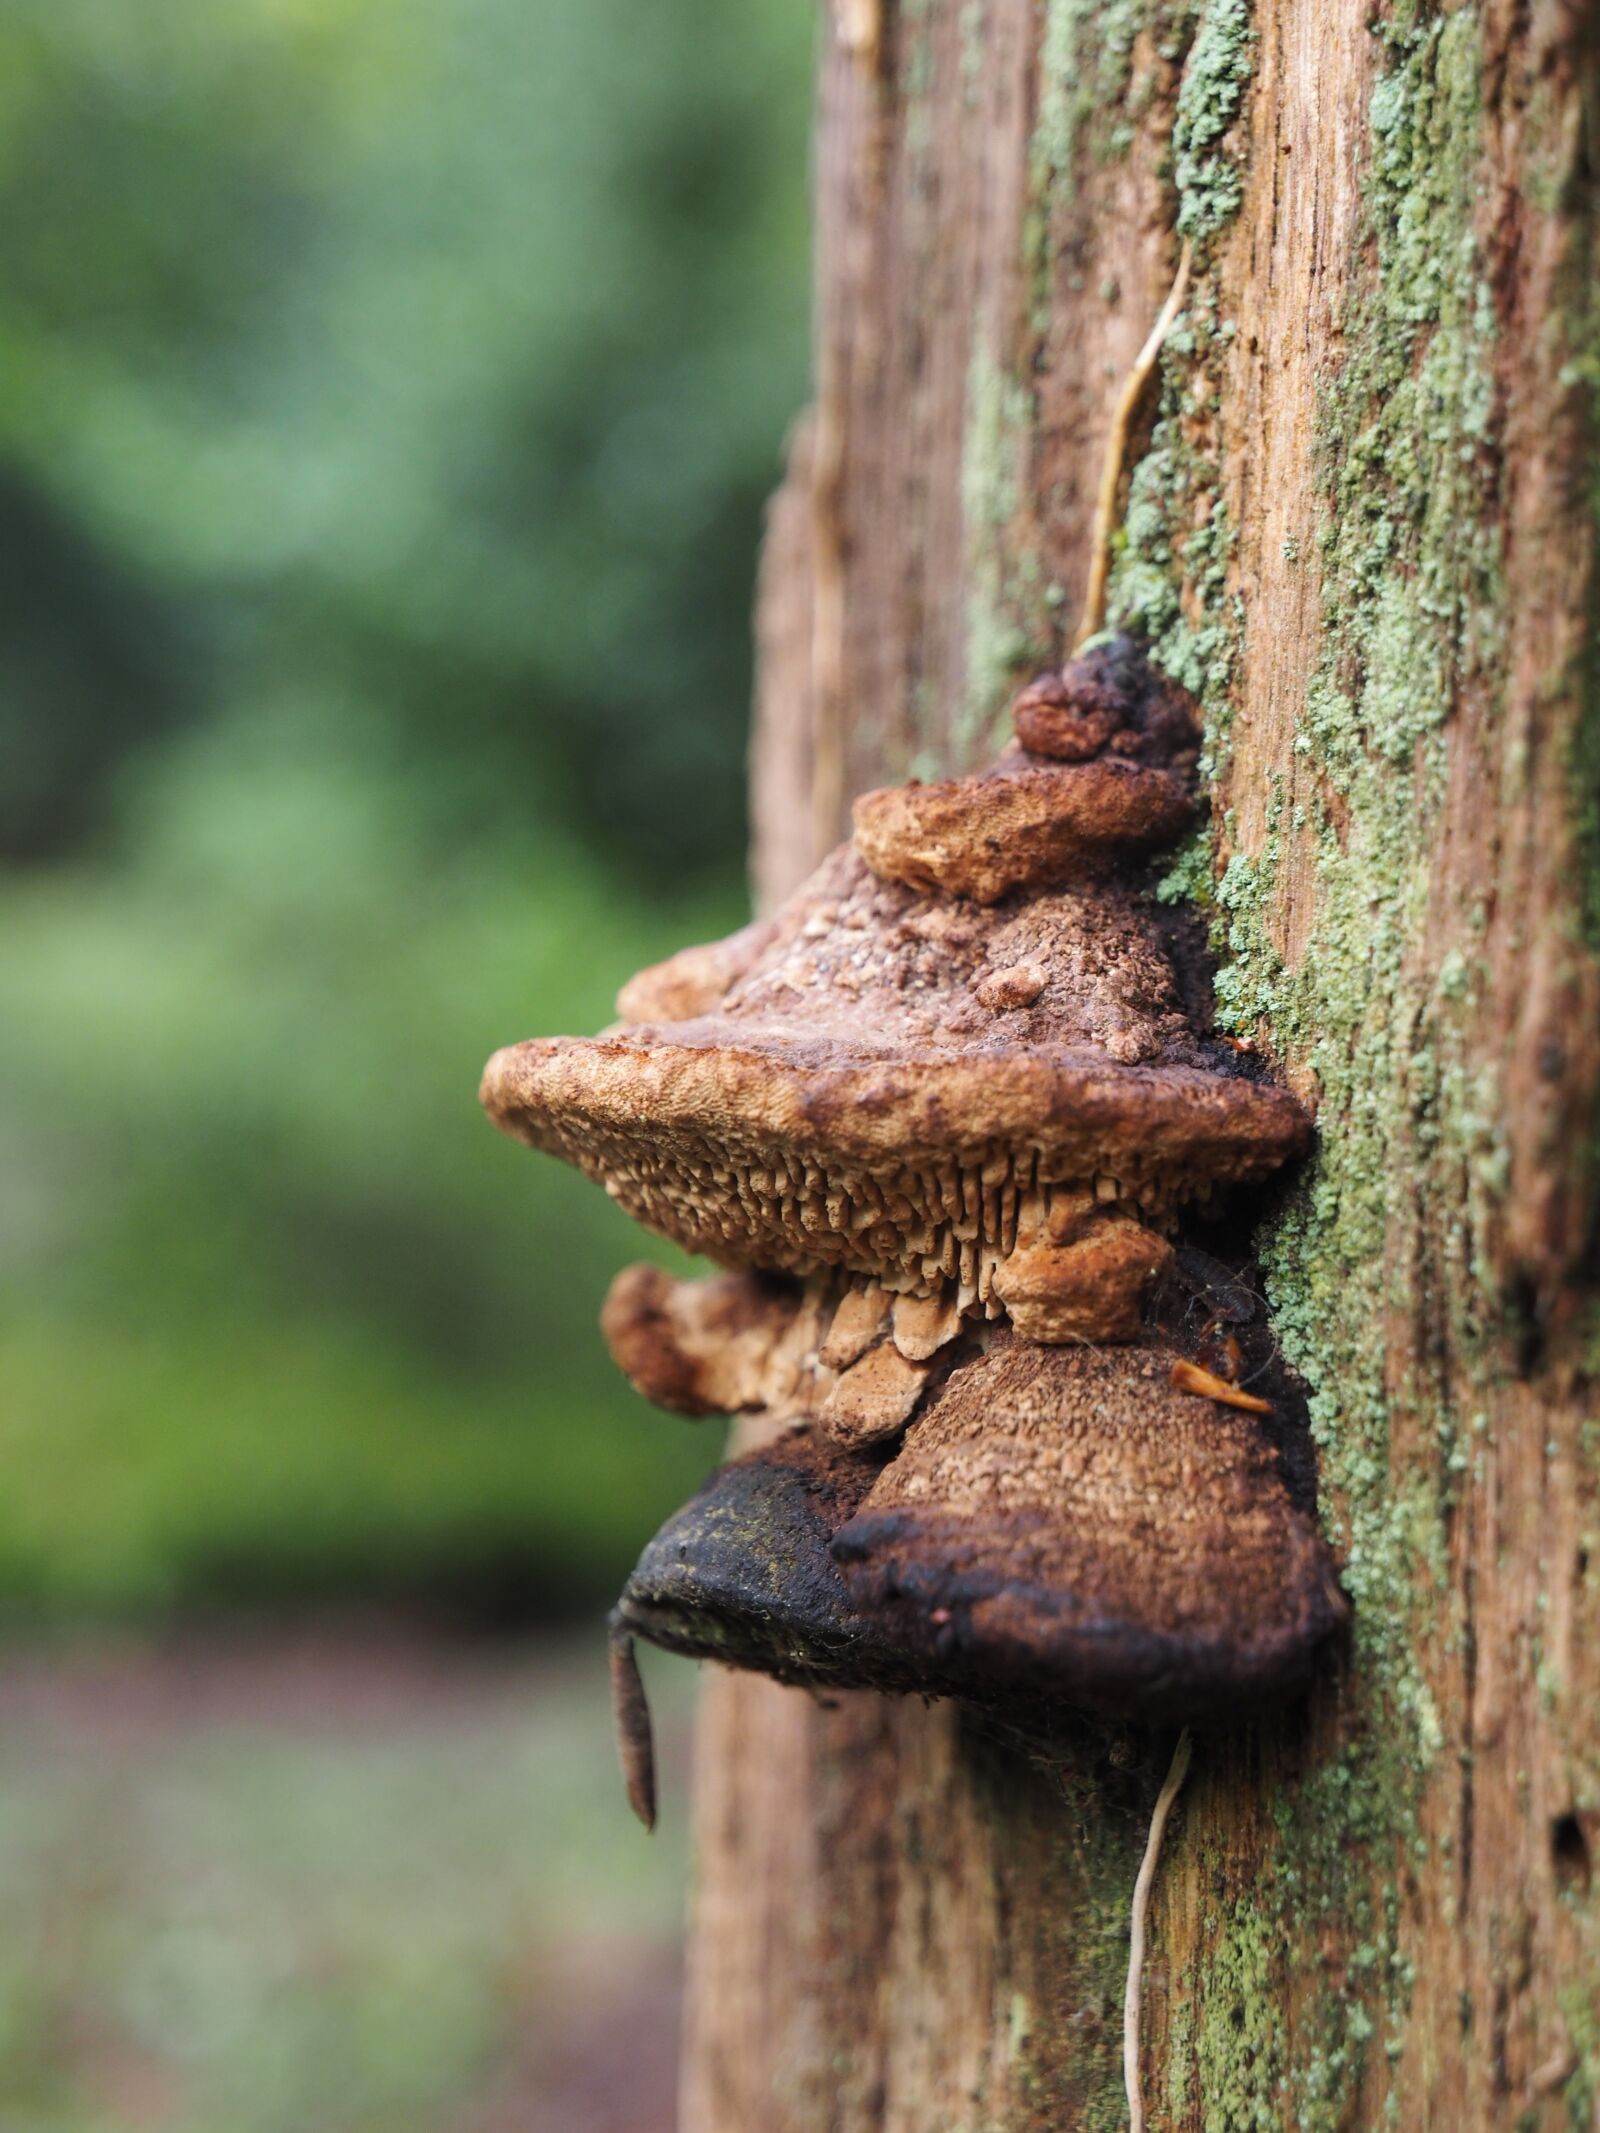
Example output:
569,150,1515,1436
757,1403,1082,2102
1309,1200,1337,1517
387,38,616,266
681,0,1600,2125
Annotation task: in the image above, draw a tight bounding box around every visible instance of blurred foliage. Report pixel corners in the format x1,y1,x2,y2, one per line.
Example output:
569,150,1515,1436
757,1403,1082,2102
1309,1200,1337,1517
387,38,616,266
0,0,813,1618
0,1635,694,2129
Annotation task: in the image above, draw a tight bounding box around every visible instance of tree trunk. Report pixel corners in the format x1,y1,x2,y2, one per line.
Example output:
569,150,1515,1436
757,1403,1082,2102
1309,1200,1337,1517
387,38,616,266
682,0,1600,2125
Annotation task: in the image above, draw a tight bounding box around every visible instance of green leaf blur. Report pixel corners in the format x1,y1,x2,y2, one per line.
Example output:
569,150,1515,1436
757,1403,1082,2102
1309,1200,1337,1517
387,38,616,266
0,0,814,1620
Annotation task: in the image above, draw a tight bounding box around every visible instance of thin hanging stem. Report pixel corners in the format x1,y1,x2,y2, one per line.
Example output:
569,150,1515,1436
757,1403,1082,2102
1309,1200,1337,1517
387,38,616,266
1076,239,1194,652
1124,1727,1194,2133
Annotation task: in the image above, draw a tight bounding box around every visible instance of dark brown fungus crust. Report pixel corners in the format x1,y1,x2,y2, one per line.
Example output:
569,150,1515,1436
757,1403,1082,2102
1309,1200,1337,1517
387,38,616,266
609,1334,1346,1771
482,845,1311,1327
1009,633,1202,767
610,1427,889,1719
1010,671,1126,762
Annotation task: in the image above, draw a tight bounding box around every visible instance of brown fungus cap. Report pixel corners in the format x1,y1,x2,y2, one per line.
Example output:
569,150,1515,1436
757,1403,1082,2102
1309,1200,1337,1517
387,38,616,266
828,1335,1347,1715
609,1332,1346,1776
601,1264,951,1447
599,1263,826,1419
852,750,1195,905
481,845,1310,1316
853,637,1199,905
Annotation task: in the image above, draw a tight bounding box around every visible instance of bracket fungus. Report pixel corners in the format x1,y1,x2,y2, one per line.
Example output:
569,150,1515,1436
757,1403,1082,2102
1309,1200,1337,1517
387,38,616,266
481,636,1346,1822
610,1328,1345,1722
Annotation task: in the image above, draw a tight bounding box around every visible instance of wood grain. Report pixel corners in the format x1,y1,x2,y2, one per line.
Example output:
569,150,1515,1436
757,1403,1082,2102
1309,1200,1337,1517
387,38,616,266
693,0,1600,2123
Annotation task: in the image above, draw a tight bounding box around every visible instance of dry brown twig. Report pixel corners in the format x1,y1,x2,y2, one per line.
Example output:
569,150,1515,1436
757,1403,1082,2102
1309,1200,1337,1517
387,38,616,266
1125,1727,1194,2133
1076,240,1194,652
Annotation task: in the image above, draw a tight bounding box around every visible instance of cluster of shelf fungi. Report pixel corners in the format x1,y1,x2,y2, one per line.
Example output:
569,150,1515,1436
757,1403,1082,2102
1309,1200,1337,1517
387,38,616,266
482,636,1348,1826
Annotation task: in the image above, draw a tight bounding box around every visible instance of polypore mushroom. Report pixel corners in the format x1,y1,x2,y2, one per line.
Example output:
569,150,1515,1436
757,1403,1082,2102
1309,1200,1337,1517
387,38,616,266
608,1330,1346,1818
482,840,1308,1342
479,635,1339,1825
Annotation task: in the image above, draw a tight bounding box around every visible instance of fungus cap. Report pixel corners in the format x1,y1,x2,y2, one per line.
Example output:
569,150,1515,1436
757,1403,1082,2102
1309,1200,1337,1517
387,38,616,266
612,1334,1346,1732
828,1337,1346,1712
852,750,1195,904
599,1263,822,1419
481,846,1310,1307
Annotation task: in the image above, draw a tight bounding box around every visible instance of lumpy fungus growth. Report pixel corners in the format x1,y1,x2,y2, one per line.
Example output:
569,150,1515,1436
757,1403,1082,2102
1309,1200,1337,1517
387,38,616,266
481,637,1347,1824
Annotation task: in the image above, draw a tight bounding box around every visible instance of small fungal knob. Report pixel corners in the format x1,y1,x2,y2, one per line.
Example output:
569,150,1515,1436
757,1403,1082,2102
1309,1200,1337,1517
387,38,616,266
973,961,1048,1011
1011,635,1202,768
820,1282,893,1369
819,1341,932,1447
890,1289,963,1360
994,1215,1175,1344
1010,671,1127,762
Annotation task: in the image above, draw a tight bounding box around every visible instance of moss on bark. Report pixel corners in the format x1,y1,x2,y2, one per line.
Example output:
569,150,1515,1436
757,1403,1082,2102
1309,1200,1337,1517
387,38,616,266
1120,8,1508,2119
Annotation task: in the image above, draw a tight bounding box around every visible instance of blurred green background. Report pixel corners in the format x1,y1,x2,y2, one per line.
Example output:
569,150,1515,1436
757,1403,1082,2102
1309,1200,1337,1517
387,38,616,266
0,0,814,1626
0,0,814,2123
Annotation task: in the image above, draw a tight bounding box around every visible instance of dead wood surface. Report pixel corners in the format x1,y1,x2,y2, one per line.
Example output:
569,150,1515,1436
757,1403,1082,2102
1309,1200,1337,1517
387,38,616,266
693,2,1600,2124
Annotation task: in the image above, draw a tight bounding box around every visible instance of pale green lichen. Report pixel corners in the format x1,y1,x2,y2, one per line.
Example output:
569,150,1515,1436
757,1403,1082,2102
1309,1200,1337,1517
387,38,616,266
947,0,1593,2108
1004,1748,1165,2130
1560,282,1600,2071
960,0,987,104
1032,0,1152,211
1192,1897,1286,2131
1029,0,1255,303
1102,1,1258,742
1010,0,1257,753
1172,8,1506,2119
1560,1981,1599,2129
1171,0,1254,239
1564,316,1600,953
1061,0,1507,2117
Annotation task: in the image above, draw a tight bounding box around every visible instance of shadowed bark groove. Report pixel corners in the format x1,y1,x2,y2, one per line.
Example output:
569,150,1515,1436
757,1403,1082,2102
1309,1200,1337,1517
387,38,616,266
699,1,1600,2124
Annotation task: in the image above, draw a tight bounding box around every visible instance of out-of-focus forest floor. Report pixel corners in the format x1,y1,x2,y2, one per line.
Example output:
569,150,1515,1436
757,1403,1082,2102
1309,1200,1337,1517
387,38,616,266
0,1627,695,2133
